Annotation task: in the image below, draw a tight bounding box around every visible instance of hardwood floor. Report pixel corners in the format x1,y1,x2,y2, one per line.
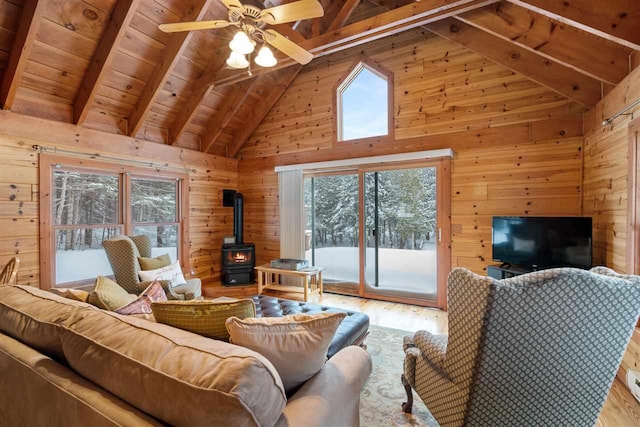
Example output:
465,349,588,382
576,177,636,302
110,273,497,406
266,290,640,427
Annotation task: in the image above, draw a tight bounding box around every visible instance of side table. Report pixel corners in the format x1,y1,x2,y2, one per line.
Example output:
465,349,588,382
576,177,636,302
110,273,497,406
255,264,325,302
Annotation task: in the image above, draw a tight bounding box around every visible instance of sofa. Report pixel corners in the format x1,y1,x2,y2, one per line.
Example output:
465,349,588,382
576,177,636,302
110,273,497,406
0,284,372,427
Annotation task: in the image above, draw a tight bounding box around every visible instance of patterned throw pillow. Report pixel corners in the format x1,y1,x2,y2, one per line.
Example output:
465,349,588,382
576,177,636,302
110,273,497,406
138,254,171,271
151,299,256,341
225,312,347,394
138,261,186,288
88,276,137,311
115,281,168,315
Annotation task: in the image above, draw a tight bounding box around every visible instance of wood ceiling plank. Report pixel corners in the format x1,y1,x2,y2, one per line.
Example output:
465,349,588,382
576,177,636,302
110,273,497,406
426,18,602,107
201,79,257,154
43,0,114,41
127,0,214,137
73,0,141,125
167,46,227,145
1,0,45,110
509,0,640,50
457,2,632,85
326,0,362,32
228,65,302,158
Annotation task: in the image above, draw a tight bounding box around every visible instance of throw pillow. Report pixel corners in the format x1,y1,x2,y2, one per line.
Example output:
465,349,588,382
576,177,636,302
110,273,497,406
151,299,256,341
138,261,186,288
225,312,346,394
138,254,171,271
88,276,137,311
115,281,168,315
48,287,90,302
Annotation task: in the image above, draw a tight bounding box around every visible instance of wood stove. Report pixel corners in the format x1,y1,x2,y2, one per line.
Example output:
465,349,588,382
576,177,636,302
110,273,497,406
222,192,255,286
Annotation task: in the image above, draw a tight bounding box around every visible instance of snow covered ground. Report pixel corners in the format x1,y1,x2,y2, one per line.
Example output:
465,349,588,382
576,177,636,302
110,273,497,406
307,245,437,294
56,247,177,284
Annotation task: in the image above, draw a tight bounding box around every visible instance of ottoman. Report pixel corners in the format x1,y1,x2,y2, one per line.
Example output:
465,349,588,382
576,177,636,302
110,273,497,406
251,295,370,358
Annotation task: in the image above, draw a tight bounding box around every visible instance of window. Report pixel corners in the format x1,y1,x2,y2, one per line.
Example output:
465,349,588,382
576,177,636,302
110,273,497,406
41,154,188,288
336,59,393,142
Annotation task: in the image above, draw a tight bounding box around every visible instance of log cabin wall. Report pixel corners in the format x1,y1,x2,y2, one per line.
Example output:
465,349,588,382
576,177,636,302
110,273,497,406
237,28,585,274
582,65,640,382
0,111,238,287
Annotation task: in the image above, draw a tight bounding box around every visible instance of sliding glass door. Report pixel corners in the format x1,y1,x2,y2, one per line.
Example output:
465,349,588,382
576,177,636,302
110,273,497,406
304,159,449,307
364,167,438,301
305,173,360,294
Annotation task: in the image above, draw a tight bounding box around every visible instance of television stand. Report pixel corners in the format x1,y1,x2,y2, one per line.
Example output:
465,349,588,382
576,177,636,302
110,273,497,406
487,264,533,279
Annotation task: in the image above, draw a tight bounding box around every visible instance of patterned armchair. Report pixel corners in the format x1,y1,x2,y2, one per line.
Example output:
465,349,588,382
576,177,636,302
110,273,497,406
402,267,640,427
103,235,201,300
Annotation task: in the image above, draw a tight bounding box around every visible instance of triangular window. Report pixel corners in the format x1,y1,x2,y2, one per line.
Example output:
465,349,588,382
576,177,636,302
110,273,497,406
337,61,391,142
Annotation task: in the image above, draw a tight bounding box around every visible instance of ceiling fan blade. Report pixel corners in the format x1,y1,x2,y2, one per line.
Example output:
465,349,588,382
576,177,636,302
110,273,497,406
263,29,313,64
158,20,235,33
259,0,324,25
221,0,244,11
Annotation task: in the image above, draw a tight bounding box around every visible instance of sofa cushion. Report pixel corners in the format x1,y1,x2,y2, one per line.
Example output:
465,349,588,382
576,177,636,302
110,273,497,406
0,285,97,361
226,312,346,394
138,261,186,288
60,307,286,427
48,287,90,302
138,254,171,271
88,276,136,311
151,298,256,341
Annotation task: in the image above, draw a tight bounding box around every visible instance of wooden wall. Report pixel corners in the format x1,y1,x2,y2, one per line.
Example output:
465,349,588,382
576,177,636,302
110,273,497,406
0,111,238,287
237,28,585,274
582,65,640,382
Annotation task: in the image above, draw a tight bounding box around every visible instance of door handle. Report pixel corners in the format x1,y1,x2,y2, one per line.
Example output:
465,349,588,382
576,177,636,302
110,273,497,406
438,227,442,242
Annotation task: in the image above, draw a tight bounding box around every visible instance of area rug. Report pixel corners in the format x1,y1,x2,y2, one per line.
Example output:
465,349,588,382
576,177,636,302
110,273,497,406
360,325,439,426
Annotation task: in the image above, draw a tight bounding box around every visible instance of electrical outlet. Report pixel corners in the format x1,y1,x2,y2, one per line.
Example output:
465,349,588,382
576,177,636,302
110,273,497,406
626,370,640,403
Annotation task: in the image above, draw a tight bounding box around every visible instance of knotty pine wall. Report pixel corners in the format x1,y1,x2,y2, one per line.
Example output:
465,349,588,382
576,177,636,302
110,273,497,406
237,28,585,274
0,111,238,288
582,66,640,382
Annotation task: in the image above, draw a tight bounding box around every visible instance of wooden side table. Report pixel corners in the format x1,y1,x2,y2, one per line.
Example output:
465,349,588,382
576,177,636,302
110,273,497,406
255,264,325,302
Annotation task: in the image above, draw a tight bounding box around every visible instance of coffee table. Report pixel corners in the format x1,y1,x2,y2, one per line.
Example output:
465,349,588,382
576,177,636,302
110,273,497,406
255,264,325,302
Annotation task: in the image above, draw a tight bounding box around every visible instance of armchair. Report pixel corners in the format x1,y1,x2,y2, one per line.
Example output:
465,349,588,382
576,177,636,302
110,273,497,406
402,267,640,427
103,235,201,300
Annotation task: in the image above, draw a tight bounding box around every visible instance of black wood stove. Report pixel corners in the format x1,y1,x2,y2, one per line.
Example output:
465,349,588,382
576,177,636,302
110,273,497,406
222,192,255,286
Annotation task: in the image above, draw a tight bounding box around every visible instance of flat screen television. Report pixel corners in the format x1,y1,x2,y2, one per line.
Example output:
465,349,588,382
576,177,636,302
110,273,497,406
492,216,592,269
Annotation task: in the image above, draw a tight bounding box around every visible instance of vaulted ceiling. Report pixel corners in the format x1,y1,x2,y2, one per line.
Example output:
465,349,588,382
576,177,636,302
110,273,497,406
0,0,638,157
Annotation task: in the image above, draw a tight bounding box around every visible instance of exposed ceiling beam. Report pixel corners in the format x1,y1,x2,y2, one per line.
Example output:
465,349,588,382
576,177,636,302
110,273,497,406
168,47,227,145
326,0,362,32
201,79,257,154
456,2,631,85
427,18,602,107
508,0,640,51
1,0,45,110
127,0,213,137
197,0,499,89
74,0,141,125
228,65,303,158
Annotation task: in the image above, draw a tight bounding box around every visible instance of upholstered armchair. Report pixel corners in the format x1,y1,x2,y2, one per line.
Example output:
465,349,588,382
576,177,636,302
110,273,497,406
103,235,201,300
402,267,640,427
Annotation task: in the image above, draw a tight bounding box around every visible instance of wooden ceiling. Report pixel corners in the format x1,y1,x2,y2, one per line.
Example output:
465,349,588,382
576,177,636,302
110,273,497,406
0,0,638,158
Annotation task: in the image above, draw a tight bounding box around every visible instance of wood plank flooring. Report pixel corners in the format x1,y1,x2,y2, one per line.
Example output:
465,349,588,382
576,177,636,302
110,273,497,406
262,289,640,427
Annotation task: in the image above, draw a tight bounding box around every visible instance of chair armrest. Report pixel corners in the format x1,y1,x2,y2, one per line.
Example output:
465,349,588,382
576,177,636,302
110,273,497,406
139,280,184,300
275,346,372,427
412,330,447,369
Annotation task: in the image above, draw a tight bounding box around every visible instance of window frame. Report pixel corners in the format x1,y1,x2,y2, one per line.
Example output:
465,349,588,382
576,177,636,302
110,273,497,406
334,56,394,145
39,154,190,289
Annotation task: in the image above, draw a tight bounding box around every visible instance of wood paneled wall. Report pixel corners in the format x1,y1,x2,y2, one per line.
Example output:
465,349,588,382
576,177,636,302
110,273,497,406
582,65,640,381
237,29,585,274
0,111,237,287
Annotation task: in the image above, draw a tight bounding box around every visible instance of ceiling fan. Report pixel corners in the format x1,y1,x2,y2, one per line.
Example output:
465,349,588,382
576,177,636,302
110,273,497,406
158,0,324,69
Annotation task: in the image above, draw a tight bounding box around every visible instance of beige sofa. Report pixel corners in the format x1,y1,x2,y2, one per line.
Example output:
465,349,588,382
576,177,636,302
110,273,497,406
0,285,372,427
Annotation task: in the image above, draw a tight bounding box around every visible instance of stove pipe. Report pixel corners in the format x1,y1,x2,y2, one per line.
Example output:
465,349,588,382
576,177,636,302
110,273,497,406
234,193,244,245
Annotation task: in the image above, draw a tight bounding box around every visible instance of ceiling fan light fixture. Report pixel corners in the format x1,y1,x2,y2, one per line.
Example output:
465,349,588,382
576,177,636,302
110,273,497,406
255,45,277,67
229,30,255,54
226,51,249,69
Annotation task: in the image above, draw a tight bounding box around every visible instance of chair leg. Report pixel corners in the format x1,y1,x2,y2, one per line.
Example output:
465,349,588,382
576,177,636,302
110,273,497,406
401,373,413,413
